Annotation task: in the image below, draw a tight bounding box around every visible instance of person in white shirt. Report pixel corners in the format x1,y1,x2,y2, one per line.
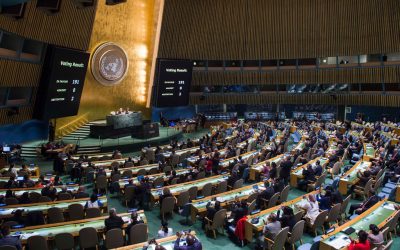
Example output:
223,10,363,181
157,221,173,238
85,194,103,209
297,194,320,225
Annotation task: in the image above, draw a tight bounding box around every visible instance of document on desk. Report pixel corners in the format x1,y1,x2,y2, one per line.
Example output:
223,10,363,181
383,203,396,211
327,236,351,249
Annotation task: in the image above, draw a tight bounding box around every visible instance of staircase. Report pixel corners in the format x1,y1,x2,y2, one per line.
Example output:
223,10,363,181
379,180,397,199
62,123,91,141
76,145,101,154
21,145,39,158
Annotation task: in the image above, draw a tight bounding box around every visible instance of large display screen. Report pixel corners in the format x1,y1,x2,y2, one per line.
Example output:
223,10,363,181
34,46,90,119
153,59,193,107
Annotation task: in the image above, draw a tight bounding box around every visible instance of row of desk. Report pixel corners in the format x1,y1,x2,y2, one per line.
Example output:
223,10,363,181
11,211,146,244
0,196,108,219
0,185,80,197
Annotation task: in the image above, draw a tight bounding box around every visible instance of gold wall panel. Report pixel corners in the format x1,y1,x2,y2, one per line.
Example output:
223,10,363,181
159,0,400,60
56,0,160,130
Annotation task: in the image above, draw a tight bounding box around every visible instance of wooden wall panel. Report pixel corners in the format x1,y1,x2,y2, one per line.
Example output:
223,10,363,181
192,67,400,86
0,60,42,87
0,0,98,51
190,93,400,107
0,106,34,125
159,0,400,60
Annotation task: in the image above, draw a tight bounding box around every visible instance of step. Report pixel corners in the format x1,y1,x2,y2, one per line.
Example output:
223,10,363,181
381,187,393,194
385,183,397,189
77,150,101,154
69,132,89,136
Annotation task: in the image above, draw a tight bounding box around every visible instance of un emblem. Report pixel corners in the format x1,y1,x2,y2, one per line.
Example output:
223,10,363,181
91,42,129,86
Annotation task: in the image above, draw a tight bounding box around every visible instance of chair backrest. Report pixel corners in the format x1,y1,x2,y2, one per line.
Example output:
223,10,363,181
248,200,257,214
176,191,190,207
373,176,384,192
0,246,17,250
161,196,176,214
293,210,304,223
170,178,179,185
216,180,227,194
326,203,341,223
247,192,258,203
388,211,400,232
5,198,18,205
27,211,45,226
314,173,327,188
86,207,101,218
363,178,374,195
188,186,198,200
54,233,74,250
233,179,244,190
140,159,149,166
29,192,42,202
376,169,384,180
47,207,65,223
58,192,72,201
279,185,290,203
111,161,120,169
105,228,124,249
271,227,290,250
163,165,172,173
267,192,280,208
196,171,206,179
148,168,158,175
39,196,52,202
129,223,148,244
27,235,49,250
340,195,351,215
171,155,180,166
153,177,164,188
79,227,99,249
288,220,305,243
331,162,342,175
96,175,108,189
68,203,85,220
312,210,329,229
1,221,17,228
124,162,134,168
111,174,121,183
212,209,227,229
124,186,136,201
202,183,213,197
136,168,147,176
381,227,389,242
382,240,393,250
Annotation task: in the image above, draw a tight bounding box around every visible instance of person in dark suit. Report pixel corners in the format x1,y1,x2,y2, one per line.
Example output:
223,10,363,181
297,164,316,191
105,208,125,232
313,161,323,177
277,206,296,231
203,200,221,228
159,187,173,210
279,156,292,184
256,181,275,209
125,211,144,236
269,162,278,180
348,190,380,216
0,225,22,250
273,177,285,193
